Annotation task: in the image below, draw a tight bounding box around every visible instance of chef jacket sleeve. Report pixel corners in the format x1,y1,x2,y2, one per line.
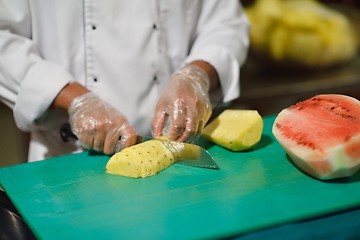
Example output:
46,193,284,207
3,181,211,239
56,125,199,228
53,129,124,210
0,2,73,131
184,0,250,103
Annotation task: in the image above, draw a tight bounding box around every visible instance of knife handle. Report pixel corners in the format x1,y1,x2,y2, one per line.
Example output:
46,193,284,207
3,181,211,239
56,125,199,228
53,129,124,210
60,123,145,147
60,123,77,142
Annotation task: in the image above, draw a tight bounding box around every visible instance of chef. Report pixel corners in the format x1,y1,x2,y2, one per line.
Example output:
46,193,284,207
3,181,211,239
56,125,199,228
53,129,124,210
0,0,249,162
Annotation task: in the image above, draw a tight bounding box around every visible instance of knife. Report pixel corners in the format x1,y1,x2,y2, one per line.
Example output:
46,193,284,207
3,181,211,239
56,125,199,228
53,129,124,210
60,123,219,170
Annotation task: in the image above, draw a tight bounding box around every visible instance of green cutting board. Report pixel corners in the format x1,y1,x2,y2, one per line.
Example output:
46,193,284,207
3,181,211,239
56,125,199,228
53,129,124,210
1,116,360,239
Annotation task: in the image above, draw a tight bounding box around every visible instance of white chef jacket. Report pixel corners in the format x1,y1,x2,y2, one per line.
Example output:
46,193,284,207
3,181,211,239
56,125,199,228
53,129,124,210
0,0,249,162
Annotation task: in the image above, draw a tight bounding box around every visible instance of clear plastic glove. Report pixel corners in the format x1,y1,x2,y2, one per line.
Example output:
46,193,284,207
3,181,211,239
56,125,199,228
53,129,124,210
68,92,137,154
152,64,212,143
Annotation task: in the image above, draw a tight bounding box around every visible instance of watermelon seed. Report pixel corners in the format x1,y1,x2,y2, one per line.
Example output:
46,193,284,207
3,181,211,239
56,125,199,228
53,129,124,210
335,112,356,120
344,134,352,141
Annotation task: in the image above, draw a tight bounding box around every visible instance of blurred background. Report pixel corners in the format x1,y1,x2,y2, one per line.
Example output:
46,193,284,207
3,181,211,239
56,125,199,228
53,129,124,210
1,0,359,167
233,0,360,115
0,104,29,167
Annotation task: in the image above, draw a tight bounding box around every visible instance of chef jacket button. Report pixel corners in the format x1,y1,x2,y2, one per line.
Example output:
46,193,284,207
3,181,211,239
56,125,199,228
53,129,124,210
92,25,96,30
153,24,157,30
93,77,98,82
153,75,157,82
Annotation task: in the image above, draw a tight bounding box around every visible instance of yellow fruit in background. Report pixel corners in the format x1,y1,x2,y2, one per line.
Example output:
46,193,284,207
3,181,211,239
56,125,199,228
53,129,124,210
268,24,289,60
245,0,358,67
286,30,323,66
245,0,282,52
202,110,264,151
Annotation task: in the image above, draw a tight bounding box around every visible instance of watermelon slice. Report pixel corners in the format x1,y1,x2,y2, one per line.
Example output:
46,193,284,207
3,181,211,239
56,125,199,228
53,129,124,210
272,94,360,180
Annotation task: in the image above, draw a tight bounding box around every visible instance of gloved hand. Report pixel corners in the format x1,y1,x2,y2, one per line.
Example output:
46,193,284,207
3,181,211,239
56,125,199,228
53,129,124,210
152,64,212,143
68,92,137,154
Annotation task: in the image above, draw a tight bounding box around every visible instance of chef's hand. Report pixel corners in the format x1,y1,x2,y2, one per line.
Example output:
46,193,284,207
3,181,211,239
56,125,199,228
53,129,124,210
152,64,212,143
68,92,137,154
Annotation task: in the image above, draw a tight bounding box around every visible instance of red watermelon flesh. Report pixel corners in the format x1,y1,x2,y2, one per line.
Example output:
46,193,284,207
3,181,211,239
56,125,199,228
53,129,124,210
272,94,360,180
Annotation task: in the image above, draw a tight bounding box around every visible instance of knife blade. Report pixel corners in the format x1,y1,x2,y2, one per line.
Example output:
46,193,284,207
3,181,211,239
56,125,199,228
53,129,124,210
60,123,219,170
